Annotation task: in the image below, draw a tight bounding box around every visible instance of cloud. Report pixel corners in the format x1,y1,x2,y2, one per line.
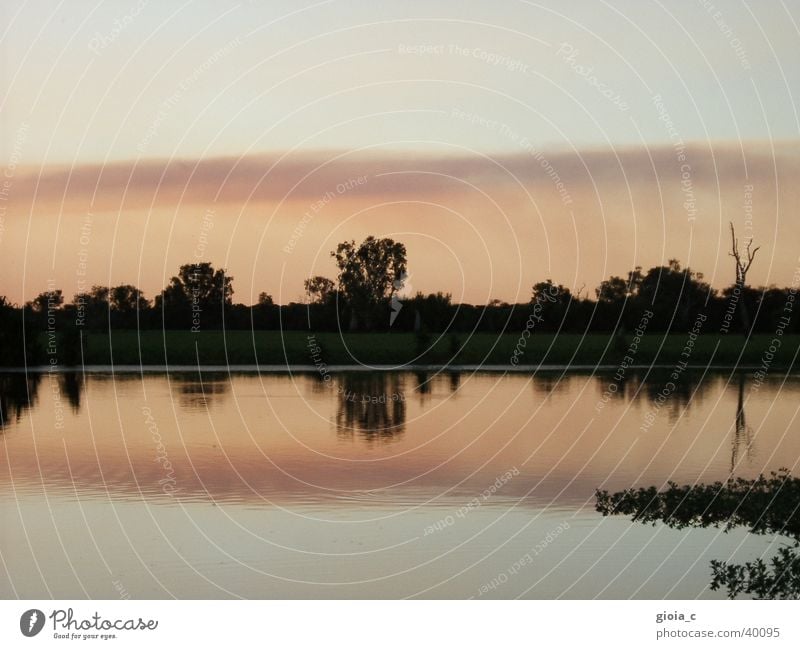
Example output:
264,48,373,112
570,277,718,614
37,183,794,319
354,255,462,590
9,141,798,212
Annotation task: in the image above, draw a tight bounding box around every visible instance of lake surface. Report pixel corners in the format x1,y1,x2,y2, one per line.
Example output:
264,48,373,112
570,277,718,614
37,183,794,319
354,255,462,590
1,368,798,599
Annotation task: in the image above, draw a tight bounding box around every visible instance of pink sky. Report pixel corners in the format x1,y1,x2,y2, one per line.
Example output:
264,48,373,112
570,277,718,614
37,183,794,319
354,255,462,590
1,142,798,305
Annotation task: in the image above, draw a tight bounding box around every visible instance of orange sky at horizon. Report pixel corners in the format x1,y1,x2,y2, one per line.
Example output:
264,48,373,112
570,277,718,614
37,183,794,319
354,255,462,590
1,141,798,306
3,1,800,305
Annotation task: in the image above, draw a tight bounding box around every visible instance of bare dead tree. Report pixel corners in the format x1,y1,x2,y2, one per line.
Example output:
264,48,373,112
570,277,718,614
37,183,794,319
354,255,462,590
729,222,760,334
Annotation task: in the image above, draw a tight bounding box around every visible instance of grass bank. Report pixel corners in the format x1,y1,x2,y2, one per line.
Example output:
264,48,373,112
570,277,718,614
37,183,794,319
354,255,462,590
47,330,800,369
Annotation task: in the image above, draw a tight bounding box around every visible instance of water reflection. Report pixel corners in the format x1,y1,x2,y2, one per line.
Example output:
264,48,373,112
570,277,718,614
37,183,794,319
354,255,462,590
732,373,754,472
306,369,333,395
640,371,713,418
61,371,83,412
171,372,230,409
2,369,800,505
335,373,407,440
414,371,432,400
4,368,800,599
448,371,461,393
596,470,800,599
531,372,563,397
0,368,752,424
0,373,40,428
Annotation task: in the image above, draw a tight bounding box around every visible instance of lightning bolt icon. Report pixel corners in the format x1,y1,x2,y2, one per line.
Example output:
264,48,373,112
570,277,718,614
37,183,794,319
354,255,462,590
390,272,411,327
28,611,37,632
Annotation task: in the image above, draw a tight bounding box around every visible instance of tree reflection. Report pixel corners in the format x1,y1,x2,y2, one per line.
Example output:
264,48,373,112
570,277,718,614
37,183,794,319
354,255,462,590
596,470,800,599
0,373,41,428
731,373,754,473
532,372,565,397
414,371,431,401
640,371,711,421
589,370,714,419
448,371,461,393
172,372,230,409
335,373,406,441
60,371,84,412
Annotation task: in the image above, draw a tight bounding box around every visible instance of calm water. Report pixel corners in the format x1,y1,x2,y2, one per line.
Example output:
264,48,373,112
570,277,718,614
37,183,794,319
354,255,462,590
1,369,798,599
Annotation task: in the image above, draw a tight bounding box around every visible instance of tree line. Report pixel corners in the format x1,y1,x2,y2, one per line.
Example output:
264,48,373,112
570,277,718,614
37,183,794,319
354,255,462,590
1,230,797,364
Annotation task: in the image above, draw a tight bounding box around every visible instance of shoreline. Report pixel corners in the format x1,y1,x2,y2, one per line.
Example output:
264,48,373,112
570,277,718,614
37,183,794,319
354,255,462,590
5,331,797,373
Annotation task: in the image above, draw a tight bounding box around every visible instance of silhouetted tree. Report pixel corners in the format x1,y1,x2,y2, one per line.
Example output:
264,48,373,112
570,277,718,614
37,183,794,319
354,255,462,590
596,276,629,304
635,260,712,332
110,285,148,313
4,254,798,337
332,236,407,330
108,285,149,328
405,292,452,331
304,276,336,304
0,296,41,366
72,285,109,330
729,222,760,334
531,280,573,330
155,262,233,329
23,289,64,332
179,263,233,308
27,289,63,314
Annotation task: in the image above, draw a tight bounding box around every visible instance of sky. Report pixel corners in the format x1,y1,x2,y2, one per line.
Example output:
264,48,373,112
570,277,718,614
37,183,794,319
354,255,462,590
1,0,799,304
